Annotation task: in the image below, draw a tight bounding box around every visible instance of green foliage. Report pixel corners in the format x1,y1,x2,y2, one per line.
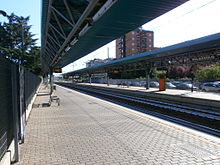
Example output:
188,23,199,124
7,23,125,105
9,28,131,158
121,71,134,79
120,70,146,79
195,65,220,81
151,69,167,79
25,46,42,75
0,13,41,75
167,65,191,78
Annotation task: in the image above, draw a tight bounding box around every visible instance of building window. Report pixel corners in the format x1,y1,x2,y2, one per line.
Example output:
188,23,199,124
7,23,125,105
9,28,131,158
132,43,135,46
132,37,135,40
149,44,152,47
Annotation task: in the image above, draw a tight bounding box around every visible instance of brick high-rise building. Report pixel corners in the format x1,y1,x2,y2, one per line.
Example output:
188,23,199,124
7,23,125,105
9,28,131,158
116,28,154,59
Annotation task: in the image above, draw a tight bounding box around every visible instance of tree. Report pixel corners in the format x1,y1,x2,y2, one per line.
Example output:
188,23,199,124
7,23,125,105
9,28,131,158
25,46,42,75
0,13,41,75
167,65,191,78
195,65,220,81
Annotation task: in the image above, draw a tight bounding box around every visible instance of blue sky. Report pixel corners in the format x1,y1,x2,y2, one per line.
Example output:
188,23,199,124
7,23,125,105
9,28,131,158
1,0,220,73
0,0,41,45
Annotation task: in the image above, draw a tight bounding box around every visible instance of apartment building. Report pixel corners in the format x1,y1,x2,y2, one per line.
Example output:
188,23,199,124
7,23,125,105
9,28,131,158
116,28,154,59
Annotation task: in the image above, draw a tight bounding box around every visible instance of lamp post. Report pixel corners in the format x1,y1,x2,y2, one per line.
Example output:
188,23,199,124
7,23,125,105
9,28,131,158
0,10,7,17
21,19,24,64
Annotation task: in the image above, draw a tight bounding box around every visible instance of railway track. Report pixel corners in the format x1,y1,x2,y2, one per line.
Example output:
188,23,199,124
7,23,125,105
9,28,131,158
57,82,220,137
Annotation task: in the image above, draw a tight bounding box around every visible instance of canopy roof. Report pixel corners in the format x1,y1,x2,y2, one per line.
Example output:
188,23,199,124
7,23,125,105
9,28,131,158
41,0,189,72
65,33,220,75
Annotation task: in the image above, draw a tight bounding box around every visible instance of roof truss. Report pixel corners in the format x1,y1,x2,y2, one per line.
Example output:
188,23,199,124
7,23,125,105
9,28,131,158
41,0,189,72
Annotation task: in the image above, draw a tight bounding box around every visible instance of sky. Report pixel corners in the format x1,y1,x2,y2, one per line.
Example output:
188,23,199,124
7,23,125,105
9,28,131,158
62,0,220,73
143,0,220,47
0,0,41,45
1,0,220,73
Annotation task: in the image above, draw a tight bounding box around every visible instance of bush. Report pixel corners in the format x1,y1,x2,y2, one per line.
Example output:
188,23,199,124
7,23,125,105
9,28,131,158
155,70,167,79
195,65,220,81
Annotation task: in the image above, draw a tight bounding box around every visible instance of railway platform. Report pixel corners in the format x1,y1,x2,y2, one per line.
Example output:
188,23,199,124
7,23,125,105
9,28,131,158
80,83,220,100
15,84,220,165
79,83,220,112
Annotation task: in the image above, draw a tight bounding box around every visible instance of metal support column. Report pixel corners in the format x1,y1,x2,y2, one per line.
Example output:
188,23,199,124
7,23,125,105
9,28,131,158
18,66,25,144
49,70,53,95
11,65,19,162
106,73,109,86
190,65,196,93
89,74,92,84
191,76,194,93
145,69,150,90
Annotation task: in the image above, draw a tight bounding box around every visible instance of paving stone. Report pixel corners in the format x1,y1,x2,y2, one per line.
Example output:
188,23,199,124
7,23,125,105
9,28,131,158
15,86,220,165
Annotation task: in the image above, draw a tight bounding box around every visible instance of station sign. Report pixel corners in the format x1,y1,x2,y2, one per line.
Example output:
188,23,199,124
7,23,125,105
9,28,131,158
53,68,62,73
112,70,119,73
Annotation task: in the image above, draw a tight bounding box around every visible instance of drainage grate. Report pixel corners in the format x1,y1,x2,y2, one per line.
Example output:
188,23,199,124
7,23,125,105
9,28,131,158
178,143,217,159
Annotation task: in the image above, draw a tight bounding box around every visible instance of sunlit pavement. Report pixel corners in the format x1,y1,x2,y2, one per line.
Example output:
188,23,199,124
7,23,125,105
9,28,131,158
16,85,220,165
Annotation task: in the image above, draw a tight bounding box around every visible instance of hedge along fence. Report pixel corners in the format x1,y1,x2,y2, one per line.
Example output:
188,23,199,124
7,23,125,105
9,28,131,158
0,56,41,161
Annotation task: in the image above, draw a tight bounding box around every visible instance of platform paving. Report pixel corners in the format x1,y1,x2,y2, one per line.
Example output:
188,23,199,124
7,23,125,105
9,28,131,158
33,83,51,107
16,85,220,165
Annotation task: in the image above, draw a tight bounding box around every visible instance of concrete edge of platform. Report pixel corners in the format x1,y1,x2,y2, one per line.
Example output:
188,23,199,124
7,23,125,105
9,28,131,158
145,92,220,110
57,84,220,144
0,140,16,165
0,152,10,165
0,84,41,165
77,83,220,111
26,83,41,121
32,83,51,108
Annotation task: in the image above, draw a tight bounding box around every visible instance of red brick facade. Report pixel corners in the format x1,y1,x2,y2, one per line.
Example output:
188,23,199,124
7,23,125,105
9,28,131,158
116,28,154,59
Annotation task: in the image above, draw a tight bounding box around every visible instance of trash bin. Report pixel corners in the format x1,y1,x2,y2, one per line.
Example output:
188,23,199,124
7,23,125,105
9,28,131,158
53,85,56,90
159,78,166,91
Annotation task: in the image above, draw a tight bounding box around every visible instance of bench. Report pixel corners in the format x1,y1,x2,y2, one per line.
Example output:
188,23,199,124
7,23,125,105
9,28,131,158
50,95,60,106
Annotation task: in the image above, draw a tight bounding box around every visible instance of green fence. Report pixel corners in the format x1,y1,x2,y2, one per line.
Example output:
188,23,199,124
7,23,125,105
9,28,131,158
0,56,14,160
0,56,40,161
